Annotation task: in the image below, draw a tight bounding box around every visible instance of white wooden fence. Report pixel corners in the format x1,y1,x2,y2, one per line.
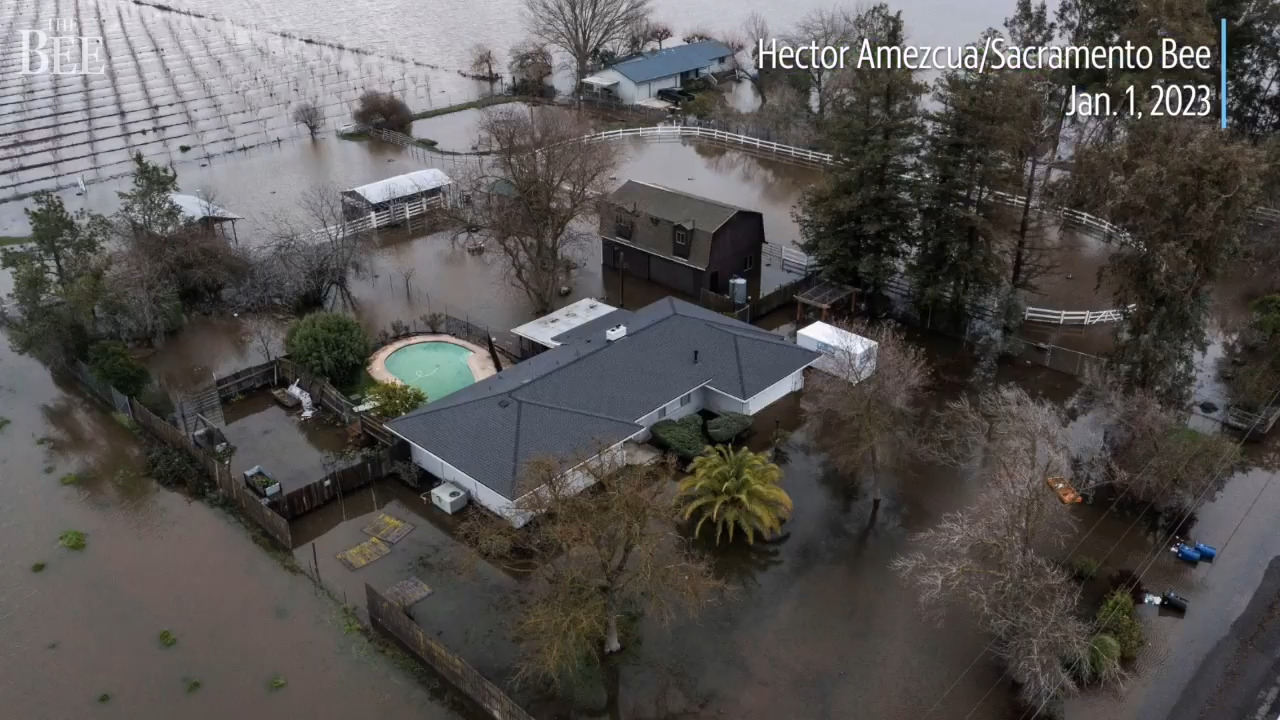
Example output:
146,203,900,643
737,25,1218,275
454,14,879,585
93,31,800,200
306,193,444,241
365,123,1279,241
762,243,813,274
1023,304,1135,325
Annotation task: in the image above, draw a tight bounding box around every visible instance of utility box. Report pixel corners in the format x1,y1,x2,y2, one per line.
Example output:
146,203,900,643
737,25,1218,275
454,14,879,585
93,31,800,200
429,482,469,514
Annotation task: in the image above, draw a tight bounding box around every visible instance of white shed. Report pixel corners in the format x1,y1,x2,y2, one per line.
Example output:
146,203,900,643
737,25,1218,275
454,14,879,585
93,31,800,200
797,321,877,382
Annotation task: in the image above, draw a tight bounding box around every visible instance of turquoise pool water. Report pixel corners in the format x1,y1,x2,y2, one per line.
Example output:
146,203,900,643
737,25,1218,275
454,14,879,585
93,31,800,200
383,342,477,401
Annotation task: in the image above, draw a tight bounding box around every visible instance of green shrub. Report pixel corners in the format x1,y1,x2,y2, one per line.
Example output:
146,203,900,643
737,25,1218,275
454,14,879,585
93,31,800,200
58,530,87,550
59,473,80,486
706,412,753,443
31,561,46,572
158,630,178,648
87,340,150,397
1069,555,1100,581
146,446,202,491
284,312,370,386
1096,589,1144,660
366,381,428,419
1082,633,1122,681
650,415,707,460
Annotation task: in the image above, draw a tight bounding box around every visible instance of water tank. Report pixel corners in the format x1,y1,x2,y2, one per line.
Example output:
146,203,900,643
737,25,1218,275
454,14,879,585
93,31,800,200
729,276,747,305
1193,542,1217,561
429,482,469,514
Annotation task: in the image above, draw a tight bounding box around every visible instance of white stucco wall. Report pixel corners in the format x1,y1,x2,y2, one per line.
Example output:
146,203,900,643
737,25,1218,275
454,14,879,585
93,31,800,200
745,368,806,415
704,386,748,414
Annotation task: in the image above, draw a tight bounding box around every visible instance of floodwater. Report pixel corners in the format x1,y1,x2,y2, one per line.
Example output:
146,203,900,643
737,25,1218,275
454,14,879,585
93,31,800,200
2,0,1060,201
145,0,1057,91
0,337,470,720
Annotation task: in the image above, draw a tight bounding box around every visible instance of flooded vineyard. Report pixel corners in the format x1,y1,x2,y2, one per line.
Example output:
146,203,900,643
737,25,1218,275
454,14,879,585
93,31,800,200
0,0,479,200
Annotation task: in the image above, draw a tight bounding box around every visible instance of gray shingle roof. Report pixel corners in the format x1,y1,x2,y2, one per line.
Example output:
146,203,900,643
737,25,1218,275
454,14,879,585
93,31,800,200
610,41,734,84
605,181,759,269
387,298,819,500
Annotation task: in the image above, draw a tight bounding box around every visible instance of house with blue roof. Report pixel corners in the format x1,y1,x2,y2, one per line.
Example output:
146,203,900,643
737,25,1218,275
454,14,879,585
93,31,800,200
582,40,735,106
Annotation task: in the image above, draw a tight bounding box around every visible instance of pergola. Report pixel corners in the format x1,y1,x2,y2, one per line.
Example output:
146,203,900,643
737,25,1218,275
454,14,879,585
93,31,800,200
794,281,856,322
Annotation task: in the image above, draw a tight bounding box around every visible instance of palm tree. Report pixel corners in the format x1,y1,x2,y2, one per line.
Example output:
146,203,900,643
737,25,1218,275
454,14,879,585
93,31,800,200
676,445,793,545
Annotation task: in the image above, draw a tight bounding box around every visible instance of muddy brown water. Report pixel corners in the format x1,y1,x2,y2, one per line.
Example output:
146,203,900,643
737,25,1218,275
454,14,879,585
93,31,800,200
0,338,473,720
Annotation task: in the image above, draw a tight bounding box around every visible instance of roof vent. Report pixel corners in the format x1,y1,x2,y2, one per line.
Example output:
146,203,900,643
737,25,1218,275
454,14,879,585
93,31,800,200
606,324,627,342
498,399,511,408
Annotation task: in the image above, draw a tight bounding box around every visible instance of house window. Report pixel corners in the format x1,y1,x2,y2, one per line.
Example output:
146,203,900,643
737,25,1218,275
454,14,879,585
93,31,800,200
615,215,634,240
744,254,754,270
658,405,667,419
680,393,692,407
673,226,690,259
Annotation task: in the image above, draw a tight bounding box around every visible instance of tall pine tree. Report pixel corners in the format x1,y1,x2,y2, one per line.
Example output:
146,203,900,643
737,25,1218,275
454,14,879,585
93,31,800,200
910,35,1011,330
795,4,924,300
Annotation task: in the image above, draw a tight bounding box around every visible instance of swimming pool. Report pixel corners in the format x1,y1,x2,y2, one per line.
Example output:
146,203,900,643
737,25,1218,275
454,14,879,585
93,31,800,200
382,341,478,401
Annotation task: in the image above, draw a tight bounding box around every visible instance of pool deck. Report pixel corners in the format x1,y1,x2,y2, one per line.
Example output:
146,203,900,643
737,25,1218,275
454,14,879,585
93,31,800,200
367,334,497,390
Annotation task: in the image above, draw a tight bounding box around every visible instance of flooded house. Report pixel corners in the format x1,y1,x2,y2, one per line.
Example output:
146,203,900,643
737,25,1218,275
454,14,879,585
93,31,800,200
385,297,820,526
600,180,765,299
582,40,735,107
340,168,452,223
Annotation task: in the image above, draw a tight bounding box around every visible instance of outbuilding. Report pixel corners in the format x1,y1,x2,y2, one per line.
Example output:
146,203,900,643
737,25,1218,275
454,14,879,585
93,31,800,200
797,321,877,382
582,40,735,106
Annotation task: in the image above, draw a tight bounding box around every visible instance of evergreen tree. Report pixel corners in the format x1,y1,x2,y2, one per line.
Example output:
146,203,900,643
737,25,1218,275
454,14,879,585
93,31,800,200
1056,118,1265,406
117,153,183,238
795,4,924,299
1,193,108,364
910,38,1010,329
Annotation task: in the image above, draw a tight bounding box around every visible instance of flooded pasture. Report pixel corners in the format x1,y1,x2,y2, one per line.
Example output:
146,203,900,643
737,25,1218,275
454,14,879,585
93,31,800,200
0,339,471,720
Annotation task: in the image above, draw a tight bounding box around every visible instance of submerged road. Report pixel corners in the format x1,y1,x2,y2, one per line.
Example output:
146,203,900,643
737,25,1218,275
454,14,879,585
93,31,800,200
1168,556,1280,720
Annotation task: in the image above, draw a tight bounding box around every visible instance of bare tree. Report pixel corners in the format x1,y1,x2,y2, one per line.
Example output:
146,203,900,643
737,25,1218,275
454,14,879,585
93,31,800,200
241,184,369,312
458,451,723,685
523,0,652,89
98,250,181,346
1082,380,1244,514
508,39,554,91
647,21,673,48
242,315,285,363
739,13,773,104
894,508,1093,708
790,8,857,121
469,43,499,82
895,387,1096,708
292,101,323,139
451,107,619,314
804,321,931,518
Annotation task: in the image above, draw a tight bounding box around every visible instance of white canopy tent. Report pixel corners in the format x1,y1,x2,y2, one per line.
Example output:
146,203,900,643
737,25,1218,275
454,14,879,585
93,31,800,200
797,321,877,382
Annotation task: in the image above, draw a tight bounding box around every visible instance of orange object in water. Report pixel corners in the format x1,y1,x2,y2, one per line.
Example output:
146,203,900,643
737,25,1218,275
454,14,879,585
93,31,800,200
1046,476,1083,504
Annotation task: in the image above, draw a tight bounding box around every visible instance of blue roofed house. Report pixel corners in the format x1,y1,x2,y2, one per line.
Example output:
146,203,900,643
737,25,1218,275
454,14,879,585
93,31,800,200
386,297,820,526
582,40,735,107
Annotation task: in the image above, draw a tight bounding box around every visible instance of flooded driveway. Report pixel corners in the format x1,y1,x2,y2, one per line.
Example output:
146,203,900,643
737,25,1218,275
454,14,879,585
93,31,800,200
0,337,471,720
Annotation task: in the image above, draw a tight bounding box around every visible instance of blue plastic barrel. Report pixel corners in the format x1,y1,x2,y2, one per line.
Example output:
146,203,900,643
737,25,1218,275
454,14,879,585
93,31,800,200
1194,543,1217,560
1175,544,1202,563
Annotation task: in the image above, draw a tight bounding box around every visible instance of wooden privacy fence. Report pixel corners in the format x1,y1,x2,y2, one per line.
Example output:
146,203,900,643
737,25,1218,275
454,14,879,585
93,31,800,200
700,273,819,323
275,449,399,519
366,583,535,720
65,362,293,548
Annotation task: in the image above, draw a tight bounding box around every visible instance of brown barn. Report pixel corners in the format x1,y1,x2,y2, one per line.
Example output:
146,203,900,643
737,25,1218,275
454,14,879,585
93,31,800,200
600,181,764,299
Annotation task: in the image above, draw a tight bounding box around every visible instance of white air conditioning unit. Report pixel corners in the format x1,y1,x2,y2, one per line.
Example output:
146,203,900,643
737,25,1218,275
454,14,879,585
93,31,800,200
605,324,627,342
429,482,470,514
